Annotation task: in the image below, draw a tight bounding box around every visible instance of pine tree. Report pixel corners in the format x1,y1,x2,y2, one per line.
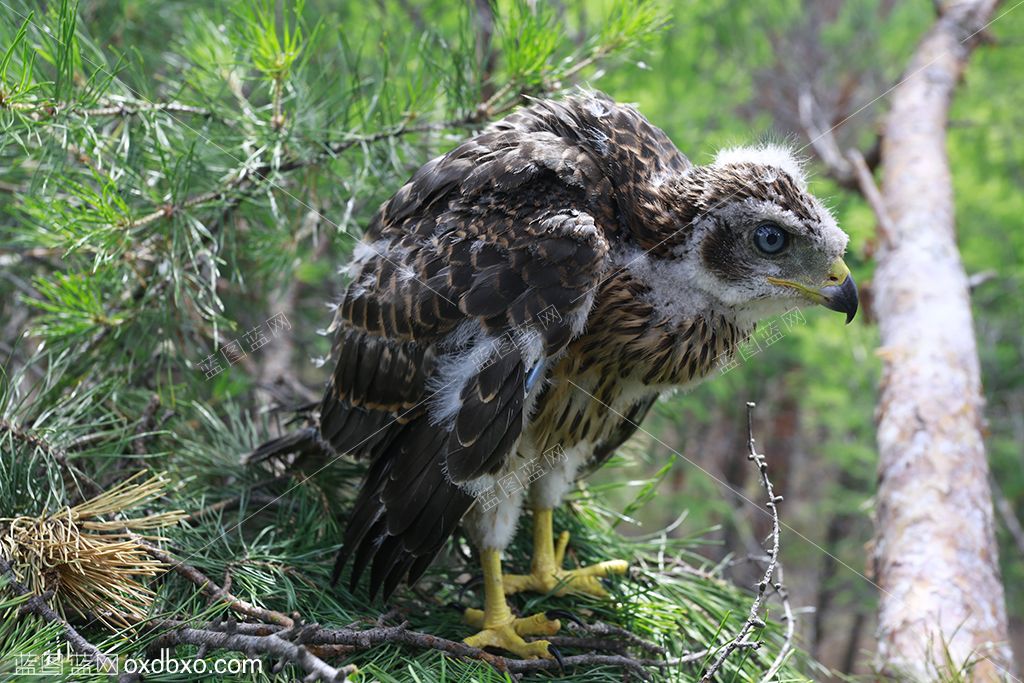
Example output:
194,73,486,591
1,1,806,680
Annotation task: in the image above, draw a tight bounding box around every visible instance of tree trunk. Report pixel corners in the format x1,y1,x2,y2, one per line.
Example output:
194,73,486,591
872,0,1014,679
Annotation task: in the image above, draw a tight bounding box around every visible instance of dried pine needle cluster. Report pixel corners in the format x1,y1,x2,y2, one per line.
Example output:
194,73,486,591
0,473,186,627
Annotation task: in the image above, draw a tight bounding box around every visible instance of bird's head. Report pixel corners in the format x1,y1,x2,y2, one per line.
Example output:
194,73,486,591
656,144,857,325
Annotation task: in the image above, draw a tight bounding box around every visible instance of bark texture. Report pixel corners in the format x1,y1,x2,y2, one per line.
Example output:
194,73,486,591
873,0,1013,679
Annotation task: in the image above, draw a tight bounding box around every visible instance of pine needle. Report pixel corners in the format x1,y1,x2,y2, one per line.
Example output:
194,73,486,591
0,473,187,628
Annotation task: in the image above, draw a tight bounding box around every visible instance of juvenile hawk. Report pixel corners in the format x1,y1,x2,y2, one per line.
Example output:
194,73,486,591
277,92,856,660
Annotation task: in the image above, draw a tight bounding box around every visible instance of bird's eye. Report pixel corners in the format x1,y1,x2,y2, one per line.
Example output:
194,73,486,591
753,223,789,255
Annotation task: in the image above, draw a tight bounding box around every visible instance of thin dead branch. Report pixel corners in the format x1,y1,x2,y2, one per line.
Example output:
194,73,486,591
759,564,795,682
568,620,668,656
700,402,783,682
182,489,290,524
798,87,855,187
798,86,884,200
846,147,895,246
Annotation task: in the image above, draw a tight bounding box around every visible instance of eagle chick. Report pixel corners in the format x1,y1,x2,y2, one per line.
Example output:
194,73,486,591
316,91,856,659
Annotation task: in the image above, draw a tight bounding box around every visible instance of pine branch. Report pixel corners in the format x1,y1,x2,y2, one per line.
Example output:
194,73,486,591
145,617,707,680
148,622,356,683
0,95,212,119
0,554,117,674
0,418,104,500
79,19,661,236
120,117,469,231
137,538,295,628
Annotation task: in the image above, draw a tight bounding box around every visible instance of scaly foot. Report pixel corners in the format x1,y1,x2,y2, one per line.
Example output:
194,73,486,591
462,609,561,659
504,526,629,597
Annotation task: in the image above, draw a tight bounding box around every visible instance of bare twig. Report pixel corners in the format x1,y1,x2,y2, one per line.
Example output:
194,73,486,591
81,101,213,118
700,402,783,682
759,564,795,682
797,86,885,200
967,270,998,290
270,77,285,131
546,619,672,657
545,635,630,653
798,87,855,186
846,147,895,246
183,489,290,524
0,554,117,673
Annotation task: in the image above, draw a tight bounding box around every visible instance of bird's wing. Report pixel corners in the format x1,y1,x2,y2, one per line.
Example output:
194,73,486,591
325,126,615,597
321,125,613,459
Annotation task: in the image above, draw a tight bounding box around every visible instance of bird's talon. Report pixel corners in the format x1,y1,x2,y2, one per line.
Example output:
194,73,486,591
549,644,566,671
463,613,561,659
545,608,585,628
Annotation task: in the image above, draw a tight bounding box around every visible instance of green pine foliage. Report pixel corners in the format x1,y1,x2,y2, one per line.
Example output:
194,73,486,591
0,1,814,681
4,0,1023,681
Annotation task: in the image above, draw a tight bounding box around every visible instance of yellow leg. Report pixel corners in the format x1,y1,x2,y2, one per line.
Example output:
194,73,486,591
462,548,561,659
504,508,629,597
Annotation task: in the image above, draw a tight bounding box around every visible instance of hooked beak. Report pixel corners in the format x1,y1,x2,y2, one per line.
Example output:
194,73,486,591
767,258,859,324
